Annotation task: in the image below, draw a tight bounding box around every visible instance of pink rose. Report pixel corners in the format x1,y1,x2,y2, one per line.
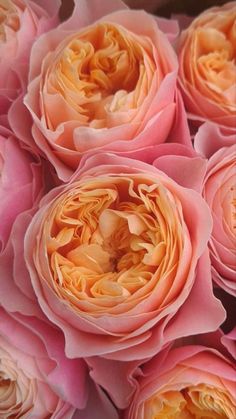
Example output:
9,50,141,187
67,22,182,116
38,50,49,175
0,308,118,418
23,152,225,361
0,127,43,251
125,338,236,418
178,2,236,133
22,0,190,181
0,0,60,128
195,124,236,296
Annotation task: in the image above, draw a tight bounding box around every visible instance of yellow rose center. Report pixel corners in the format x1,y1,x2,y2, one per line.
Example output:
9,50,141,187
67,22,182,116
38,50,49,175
44,176,185,315
0,0,20,41
144,385,236,419
43,22,156,129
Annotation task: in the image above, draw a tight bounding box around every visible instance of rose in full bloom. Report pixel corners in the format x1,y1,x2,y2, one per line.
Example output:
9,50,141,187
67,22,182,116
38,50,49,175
0,0,60,128
125,339,236,418
23,0,190,181
0,308,119,418
195,124,236,296
178,2,236,131
0,127,43,251
24,153,225,361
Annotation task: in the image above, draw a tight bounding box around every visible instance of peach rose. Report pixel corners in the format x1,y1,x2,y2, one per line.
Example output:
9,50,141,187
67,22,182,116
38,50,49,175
0,308,86,418
0,0,60,128
0,127,43,251
195,124,236,296
125,341,236,418
22,0,190,181
0,308,119,418
178,2,236,132
24,153,225,361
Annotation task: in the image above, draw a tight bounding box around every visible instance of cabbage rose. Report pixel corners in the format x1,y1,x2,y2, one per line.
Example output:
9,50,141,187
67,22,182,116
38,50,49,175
125,341,236,418
24,153,225,360
0,0,60,128
23,0,190,181
178,2,236,132
195,124,236,296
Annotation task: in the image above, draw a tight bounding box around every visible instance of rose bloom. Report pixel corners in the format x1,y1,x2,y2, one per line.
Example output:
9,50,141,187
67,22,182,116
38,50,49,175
0,308,85,418
0,0,60,127
23,0,190,181
178,2,236,131
0,127,43,251
0,308,119,419
24,152,225,361
195,124,236,296
125,341,236,418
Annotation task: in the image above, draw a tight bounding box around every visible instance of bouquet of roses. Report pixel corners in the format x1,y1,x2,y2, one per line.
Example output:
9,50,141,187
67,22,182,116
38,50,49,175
0,0,235,417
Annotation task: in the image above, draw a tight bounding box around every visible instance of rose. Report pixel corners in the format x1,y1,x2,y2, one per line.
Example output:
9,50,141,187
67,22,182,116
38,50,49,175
125,338,236,418
195,123,236,296
0,0,60,129
22,0,190,181
0,127,43,252
23,152,225,362
0,308,86,418
178,1,236,132
0,307,119,418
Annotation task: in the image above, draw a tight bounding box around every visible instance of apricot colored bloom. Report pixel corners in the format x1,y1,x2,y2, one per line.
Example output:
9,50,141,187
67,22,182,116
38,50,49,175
24,154,225,361
178,2,236,131
195,124,236,296
0,308,87,418
23,0,190,181
0,0,60,127
125,344,236,419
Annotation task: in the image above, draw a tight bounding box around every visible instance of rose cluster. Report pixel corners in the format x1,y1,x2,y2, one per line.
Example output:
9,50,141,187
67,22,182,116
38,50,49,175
0,0,235,417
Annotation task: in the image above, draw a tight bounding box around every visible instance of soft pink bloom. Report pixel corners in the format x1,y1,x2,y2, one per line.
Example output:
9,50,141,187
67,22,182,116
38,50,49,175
195,124,236,296
0,126,43,251
22,0,190,181
23,152,225,362
125,338,236,418
178,2,236,133
0,308,119,418
0,0,60,128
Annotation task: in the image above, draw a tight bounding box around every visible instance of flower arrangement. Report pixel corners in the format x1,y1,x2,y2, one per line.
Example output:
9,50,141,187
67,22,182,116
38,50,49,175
0,0,235,417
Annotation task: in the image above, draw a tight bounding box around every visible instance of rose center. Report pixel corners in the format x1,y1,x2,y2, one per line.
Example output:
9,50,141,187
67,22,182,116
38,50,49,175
145,385,234,418
44,22,155,129
0,0,20,41
46,178,183,310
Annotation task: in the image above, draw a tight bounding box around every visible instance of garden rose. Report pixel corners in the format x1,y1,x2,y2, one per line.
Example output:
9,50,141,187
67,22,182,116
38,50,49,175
0,308,119,418
195,124,236,296
0,308,86,418
0,127,43,251
125,341,236,418
23,0,190,181
178,1,236,131
24,153,225,361
0,0,60,128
